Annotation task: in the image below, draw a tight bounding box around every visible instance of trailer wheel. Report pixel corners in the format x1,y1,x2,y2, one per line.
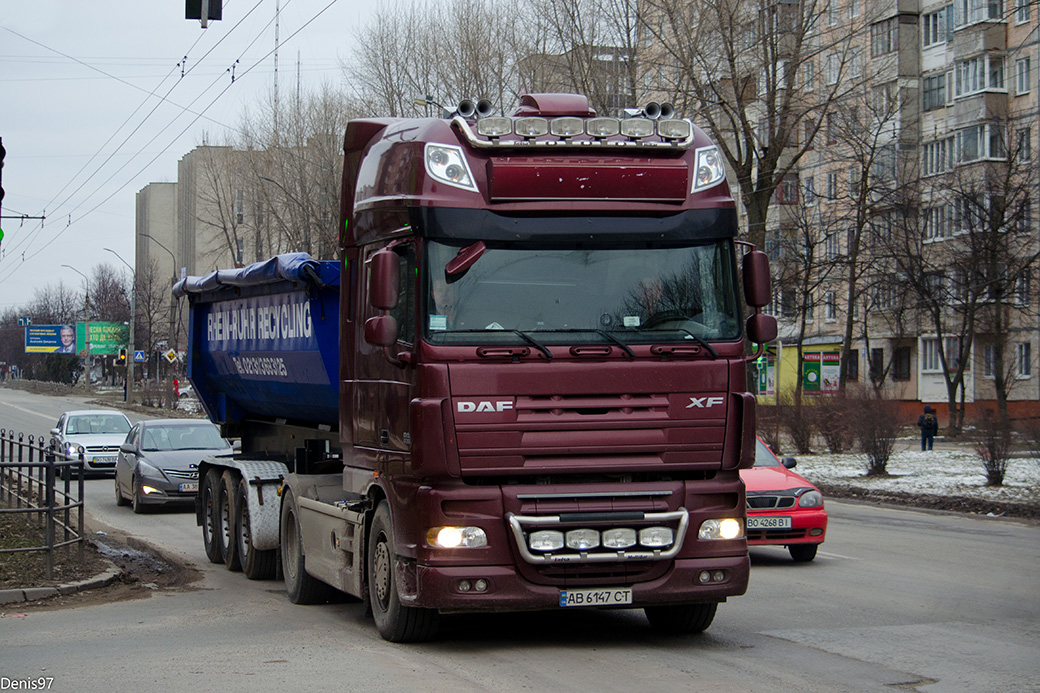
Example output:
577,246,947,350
218,470,241,572
235,476,277,580
280,488,337,604
200,468,224,564
367,501,439,642
644,602,717,635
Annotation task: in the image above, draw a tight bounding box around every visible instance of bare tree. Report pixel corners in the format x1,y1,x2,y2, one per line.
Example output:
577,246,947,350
640,0,866,247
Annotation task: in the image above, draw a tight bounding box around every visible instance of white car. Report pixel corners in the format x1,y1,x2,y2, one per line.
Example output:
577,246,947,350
49,409,132,478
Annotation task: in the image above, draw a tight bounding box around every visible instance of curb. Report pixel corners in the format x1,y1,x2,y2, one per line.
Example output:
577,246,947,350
0,563,122,605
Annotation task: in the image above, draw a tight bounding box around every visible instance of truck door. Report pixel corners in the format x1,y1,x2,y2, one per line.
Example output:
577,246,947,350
355,242,417,457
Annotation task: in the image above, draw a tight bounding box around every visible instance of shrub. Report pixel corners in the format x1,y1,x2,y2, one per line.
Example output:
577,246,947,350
816,394,855,454
847,387,901,476
969,412,1014,487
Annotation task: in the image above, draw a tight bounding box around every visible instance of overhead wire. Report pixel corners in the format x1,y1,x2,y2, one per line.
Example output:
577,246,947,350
0,1,270,278
0,0,338,283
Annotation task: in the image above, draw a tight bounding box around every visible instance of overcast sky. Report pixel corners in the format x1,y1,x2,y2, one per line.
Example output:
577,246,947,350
0,0,375,312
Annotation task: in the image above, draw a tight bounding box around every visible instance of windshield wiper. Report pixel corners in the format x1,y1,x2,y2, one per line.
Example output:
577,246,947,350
446,329,553,359
677,329,719,359
542,328,635,359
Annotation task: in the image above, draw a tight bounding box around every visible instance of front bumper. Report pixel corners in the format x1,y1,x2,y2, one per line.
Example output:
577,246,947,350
406,554,749,612
746,508,827,546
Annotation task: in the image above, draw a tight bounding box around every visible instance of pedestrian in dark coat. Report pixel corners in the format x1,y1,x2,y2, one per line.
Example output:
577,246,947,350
917,405,939,451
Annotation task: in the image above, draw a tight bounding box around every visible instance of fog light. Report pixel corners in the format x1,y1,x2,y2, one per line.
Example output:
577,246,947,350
476,117,512,137
474,579,488,592
712,570,726,582
566,529,600,551
639,527,674,548
699,571,711,584
602,528,637,549
620,118,654,139
529,530,564,552
458,580,472,592
809,528,824,537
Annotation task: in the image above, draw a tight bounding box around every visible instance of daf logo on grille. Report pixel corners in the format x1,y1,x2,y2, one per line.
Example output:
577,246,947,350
687,396,724,409
457,400,514,413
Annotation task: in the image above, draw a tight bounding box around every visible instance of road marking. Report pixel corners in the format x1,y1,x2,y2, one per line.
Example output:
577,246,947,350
0,400,56,420
818,550,860,560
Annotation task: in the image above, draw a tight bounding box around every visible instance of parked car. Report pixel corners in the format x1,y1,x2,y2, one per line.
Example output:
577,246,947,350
114,419,232,513
741,438,828,562
49,410,133,478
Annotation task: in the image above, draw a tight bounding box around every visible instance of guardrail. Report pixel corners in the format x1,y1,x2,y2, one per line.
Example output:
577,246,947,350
0,429,85,579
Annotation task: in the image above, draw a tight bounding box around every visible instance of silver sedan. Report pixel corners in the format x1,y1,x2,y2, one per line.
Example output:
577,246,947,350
114,419,232,513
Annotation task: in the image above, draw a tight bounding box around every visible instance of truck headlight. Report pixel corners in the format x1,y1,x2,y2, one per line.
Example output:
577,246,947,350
426,526,487,549
425,143,478,192
698,518,743,540
798,490,824,508
692,145,726,192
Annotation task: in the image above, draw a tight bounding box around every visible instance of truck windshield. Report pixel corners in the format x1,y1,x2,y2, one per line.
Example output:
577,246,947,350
424,239,741,346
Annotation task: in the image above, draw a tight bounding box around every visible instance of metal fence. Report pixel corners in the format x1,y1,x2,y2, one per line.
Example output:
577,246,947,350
0,429,85,579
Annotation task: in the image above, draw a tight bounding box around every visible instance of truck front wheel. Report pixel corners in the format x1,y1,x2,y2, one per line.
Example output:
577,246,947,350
279,488,337,604
367,501,439,642
234,476,277,580
644,602,717,634
200,468,224,564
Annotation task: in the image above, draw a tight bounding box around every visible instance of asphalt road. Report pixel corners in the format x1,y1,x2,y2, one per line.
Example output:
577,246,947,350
2,388,1039,692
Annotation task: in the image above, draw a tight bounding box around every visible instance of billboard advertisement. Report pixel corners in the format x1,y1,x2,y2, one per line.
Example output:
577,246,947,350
24,322,128,355
24,324,77,353
77,322,128,356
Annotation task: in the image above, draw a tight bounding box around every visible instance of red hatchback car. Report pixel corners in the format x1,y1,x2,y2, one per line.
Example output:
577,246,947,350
741,438,828,562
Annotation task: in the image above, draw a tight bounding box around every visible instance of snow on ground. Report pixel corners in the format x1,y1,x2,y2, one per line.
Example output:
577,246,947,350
790,437,1039,507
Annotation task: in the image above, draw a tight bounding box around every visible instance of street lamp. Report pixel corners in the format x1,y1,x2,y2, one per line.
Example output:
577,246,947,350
140,232,180,360
61,264,90,392
104,247,135,404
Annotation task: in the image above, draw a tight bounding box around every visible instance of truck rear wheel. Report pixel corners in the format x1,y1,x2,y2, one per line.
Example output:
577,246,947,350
644,602,717,634
280,488,338,604
200,468,224,564
219,470,241,571
235,476,277,580
367,501,439,642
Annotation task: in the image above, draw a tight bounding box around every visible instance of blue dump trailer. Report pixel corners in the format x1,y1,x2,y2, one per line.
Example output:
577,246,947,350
175,253,341,431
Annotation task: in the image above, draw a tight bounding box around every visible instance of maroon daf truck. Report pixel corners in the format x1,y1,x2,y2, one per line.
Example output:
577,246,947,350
182,93,777,642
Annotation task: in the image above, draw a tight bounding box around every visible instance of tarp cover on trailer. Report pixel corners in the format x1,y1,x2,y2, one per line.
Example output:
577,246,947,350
173,253,320,297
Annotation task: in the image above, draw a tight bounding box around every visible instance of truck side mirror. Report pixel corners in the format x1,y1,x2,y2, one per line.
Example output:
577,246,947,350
742,250,771,308
368,249,400,310
364,315,399,347
746,312,777,345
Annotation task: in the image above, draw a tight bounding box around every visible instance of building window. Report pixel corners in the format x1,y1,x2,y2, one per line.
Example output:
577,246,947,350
871,17,898,57
893,347,911,380
923,9,946,46
776,174,800,204
1018,342,1032,377
235,189,244,224
923,73,947,111
235,238,245,265
954,55,1004,97
983,344,995,377
825,232,840,259
825,291,837,319
870,348,884,381
826,172,838,199
803,176,816,205
804,60,815,92
922,137,954,175
957,124,1005,163
1016,127,1031,163
922,338,940,372
848,349,859,380
850,0,859,18
923,205,951,240
827,53,839,85
1017,58,1031,95
1016,0,1030,22
955,0,1003,26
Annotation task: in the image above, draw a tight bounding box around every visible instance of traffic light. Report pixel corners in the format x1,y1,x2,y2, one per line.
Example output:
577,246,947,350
118,348,127,363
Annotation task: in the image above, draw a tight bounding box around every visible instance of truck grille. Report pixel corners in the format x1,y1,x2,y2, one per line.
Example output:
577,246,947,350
746,495,796,510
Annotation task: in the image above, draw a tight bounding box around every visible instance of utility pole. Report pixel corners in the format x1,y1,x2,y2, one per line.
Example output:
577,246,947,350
104,248,136,404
